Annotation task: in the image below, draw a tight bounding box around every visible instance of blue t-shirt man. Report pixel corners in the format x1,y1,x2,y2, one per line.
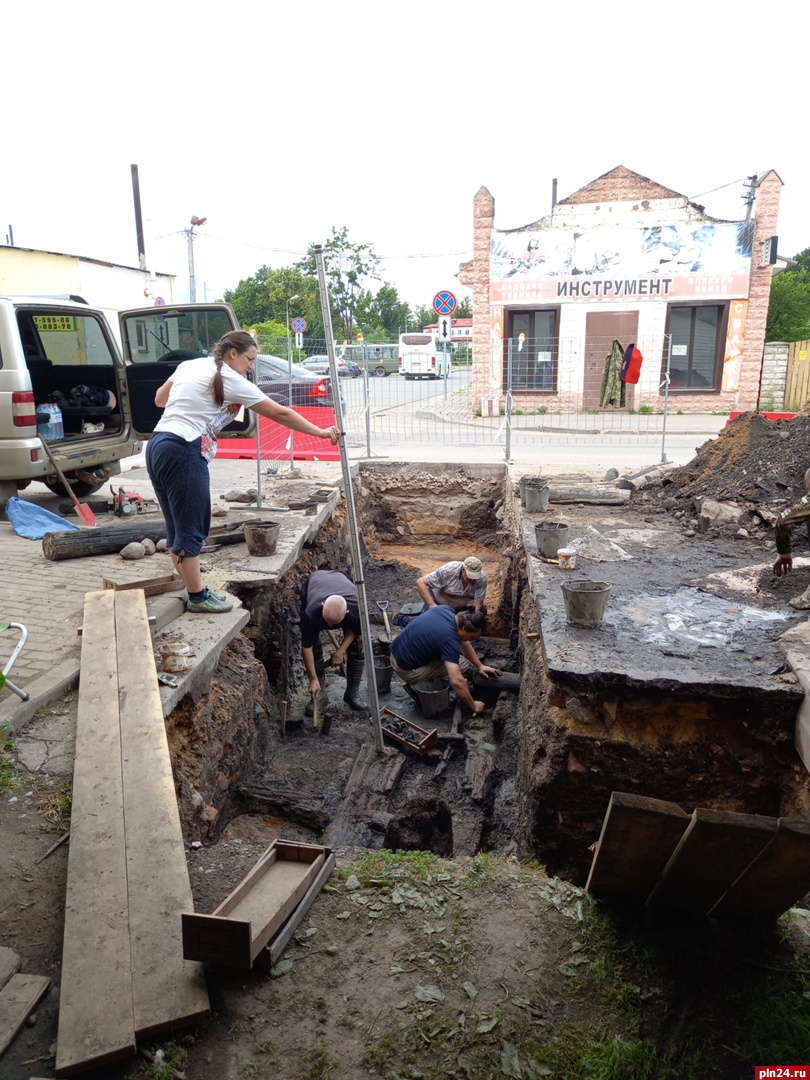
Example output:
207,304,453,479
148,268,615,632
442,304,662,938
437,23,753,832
389,606,501,714
390,606,460,670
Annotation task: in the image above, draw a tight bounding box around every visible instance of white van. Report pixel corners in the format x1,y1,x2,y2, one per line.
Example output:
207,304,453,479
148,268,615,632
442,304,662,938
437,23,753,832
0,297,250,504
398,333,451,380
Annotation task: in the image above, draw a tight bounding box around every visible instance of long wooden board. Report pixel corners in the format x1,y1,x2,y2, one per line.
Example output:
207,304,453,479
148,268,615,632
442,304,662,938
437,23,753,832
585,792,690,903
0,973,51,1055
56,591,135,1078
710,817,810,920
0,948,21,992
647,808,778,914
115,589,209,1036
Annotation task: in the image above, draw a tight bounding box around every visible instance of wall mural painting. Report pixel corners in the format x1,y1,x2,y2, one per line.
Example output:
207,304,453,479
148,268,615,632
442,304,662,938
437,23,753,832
490,220,755,304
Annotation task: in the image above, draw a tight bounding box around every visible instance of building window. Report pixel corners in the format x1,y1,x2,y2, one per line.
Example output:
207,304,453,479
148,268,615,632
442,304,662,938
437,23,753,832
664,304,728,391
505,309,559,392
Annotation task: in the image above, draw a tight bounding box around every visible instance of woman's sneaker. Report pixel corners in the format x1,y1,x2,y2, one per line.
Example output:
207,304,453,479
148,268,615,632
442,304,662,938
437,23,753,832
186,588,233,614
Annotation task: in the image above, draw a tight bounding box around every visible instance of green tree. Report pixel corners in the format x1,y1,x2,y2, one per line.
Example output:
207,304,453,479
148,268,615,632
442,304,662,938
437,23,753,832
455,295,472,319
361,284,411,340
224,266,322,336
411,304,435,332
297,226,380,343
766,246,810,342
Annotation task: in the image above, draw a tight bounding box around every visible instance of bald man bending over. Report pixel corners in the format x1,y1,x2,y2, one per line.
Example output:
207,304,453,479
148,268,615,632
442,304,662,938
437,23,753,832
300,569,367,712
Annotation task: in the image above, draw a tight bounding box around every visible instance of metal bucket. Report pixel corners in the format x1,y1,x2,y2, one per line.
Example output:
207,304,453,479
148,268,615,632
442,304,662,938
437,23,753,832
560,580,612,628
374,658,393,694
413,678,451,717
524,479,550,513
244,521,280,557
535,522,570,560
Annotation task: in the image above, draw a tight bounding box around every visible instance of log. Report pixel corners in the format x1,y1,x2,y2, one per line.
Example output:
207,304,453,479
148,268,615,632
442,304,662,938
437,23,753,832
473,671,521,694
547,486,630,505
238,785,331,831
617,468,664,492
42,518,265,561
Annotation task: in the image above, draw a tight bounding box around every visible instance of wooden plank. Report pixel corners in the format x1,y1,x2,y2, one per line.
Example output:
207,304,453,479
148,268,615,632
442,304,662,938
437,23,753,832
115,590,209,1037
547,486,630,505
322,743,406,848
266,851,336,965
181,913,254,970
0,974,50,1055
646,808,778,914
0,948,21,992
710,817,810,920
102,572,182,596
585,792,690,903
56,590,136,1078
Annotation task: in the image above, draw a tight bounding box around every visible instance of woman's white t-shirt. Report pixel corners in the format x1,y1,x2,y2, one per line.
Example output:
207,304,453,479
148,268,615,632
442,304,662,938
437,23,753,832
154,357,265,459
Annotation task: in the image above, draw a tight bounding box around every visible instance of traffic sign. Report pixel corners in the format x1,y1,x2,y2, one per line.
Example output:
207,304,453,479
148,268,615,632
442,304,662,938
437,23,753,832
295,331,303,349
433,290,457,316
438,316,453,340
154,296,165,306
357,333,364,341
291,317,307,333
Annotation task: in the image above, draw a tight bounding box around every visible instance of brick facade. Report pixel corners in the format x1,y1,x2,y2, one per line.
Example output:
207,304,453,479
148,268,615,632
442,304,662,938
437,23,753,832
459,167,783,415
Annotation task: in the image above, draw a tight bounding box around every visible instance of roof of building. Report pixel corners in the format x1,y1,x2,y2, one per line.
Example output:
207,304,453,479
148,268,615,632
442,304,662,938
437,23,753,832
558,165,689,205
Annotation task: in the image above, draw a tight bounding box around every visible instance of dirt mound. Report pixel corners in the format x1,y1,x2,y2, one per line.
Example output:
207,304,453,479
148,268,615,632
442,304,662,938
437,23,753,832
665,411,810,507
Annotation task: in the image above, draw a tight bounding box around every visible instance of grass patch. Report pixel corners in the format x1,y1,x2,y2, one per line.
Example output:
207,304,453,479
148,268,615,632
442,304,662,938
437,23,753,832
0,724,16,797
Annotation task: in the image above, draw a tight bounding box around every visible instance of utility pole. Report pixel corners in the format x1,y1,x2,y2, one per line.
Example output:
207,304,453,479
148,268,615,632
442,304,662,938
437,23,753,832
742,174,759,221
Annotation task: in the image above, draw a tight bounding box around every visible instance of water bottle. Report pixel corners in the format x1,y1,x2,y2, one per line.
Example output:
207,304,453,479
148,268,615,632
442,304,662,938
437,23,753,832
49,403,64,440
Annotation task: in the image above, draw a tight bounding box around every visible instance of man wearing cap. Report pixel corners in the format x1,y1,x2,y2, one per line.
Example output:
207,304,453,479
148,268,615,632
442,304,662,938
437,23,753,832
416,557,488,614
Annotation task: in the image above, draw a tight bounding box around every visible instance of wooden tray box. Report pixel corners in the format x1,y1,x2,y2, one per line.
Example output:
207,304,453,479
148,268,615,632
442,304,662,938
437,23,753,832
182,839,334,969
381,708,438,755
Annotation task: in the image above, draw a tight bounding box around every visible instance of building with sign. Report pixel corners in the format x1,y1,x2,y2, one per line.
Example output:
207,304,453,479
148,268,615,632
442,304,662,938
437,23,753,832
458,166,782,414
423,317,473,343
0,243,176,346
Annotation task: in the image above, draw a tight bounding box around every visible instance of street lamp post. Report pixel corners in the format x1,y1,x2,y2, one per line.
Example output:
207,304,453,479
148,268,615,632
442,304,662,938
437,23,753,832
286,294,300,471
184,215,207,302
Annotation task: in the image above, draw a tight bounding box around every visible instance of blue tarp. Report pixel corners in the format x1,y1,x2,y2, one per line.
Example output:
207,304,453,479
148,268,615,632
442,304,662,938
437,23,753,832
4,497,81,540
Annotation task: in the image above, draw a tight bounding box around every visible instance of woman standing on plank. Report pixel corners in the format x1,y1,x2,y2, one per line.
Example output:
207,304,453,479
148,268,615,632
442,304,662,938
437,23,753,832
147,330,339,614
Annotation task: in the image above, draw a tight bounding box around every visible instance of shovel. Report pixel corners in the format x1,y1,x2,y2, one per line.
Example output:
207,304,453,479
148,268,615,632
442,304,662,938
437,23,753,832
39,436,96,527
376,599,393,639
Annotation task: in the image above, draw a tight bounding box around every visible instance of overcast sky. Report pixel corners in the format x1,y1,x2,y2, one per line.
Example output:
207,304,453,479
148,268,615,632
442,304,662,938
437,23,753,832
2,0,806,309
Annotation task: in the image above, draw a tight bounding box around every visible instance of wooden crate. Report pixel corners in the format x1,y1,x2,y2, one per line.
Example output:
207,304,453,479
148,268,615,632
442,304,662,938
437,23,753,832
380,708,438,755
182,840,334,970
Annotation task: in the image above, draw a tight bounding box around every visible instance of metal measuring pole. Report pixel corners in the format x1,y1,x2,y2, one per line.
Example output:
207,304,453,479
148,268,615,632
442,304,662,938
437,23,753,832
659,335,673,465
314,245,384,751
504,338,514,463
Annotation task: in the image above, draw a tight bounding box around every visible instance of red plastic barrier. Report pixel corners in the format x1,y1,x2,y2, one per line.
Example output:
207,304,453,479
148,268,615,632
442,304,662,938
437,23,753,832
727,410,795,425
215,406,340,461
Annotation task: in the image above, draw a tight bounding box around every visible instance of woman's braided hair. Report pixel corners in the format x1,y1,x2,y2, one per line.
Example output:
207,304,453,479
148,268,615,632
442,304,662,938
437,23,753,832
209,331,256,406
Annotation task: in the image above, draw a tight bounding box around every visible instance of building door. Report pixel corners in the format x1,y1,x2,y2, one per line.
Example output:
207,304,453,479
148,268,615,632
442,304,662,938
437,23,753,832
584,311,639,408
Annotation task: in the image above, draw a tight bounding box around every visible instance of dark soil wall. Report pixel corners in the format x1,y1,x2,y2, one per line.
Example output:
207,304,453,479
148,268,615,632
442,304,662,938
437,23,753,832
515,590,810,885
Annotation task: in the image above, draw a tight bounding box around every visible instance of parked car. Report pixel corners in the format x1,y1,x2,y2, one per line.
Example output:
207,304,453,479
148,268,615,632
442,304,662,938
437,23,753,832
0,297,248,503
301,355,357,378
254,354,337,408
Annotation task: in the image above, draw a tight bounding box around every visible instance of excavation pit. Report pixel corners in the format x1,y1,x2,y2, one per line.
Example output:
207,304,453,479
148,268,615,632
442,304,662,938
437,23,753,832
168,461,810,888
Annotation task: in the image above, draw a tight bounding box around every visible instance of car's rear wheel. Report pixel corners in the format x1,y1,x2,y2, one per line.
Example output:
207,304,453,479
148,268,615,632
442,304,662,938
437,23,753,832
374,366,388,377
45,476,106,498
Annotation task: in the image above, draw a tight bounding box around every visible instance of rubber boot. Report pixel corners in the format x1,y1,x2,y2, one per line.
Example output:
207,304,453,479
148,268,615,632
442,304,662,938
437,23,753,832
343,656,368,710
305,659,327,717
